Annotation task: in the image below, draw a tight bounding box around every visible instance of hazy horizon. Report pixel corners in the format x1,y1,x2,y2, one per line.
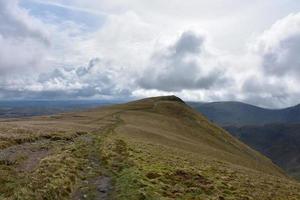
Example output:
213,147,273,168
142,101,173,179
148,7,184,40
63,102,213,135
1,97,300,110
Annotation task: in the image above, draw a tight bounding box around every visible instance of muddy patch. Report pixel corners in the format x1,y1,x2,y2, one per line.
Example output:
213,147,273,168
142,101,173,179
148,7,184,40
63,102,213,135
0,140,53,172
17,149,51,172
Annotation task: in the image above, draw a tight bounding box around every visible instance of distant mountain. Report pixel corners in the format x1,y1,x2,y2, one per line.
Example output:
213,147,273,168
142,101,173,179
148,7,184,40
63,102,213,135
188,101,300,126
225,124,300,180
188,101,300,180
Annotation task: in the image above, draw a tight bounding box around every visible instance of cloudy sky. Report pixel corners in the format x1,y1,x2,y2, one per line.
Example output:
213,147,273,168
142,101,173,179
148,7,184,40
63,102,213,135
1,0,300,108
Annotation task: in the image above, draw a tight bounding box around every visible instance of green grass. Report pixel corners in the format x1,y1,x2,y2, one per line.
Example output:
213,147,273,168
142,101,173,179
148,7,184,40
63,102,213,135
100,134,300,199
0,131,110,200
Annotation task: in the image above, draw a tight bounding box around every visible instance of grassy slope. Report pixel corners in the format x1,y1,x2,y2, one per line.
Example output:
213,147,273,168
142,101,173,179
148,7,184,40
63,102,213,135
0,96,299,199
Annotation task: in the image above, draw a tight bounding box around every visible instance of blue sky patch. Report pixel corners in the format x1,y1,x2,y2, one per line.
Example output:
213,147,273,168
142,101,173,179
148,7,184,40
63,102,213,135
21,0,106,32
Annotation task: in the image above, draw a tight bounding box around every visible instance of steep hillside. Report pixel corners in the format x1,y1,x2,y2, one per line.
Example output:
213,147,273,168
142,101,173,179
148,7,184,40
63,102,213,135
0,96,299,199
225,123,300,180
188,101,300,126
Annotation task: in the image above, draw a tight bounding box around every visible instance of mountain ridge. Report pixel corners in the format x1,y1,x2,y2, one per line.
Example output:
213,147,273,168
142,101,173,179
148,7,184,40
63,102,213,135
188,101,300,126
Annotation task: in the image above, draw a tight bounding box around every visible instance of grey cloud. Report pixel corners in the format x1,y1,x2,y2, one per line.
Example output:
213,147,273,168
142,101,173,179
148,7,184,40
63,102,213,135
139,67,228,91
38,69,65,82
255,14,300,79
242,78,285,95
173,31,204,55
76,58,101,76
241,77,290,108
243,94,288,108
137,31,230,92
261,34,300,76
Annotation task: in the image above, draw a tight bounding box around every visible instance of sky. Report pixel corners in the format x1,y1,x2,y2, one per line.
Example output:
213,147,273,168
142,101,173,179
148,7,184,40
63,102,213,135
1,0,300,108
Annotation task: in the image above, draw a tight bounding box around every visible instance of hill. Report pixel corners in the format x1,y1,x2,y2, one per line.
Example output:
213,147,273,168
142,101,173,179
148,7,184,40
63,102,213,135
0,96,299,199
225,123,300,180
188,101,300,126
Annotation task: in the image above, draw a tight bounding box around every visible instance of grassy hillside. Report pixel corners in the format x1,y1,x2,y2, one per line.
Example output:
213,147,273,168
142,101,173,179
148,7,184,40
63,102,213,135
188,101,300,126
0,96,299,199
225,123,300,181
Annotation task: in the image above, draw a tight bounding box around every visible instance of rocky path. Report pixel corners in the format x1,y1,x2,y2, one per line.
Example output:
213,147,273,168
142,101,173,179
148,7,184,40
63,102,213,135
71,133,113,200
71,113,123,200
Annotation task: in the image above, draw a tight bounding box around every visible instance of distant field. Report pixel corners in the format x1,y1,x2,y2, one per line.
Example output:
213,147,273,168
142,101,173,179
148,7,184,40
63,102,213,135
0,100,119,118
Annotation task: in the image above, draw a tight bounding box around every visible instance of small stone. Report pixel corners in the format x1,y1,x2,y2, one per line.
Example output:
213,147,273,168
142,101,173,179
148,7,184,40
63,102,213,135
99,189,107,193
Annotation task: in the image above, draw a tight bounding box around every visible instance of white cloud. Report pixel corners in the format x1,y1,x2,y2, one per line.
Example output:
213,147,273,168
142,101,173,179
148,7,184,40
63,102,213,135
0,0,49,75
0,58,131,99
2,0,300,108
254,13,300,77
0,0,48,41
236,13,300,107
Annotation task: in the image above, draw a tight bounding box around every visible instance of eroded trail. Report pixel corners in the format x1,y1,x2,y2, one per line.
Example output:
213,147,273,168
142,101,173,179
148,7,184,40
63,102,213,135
73,113,123,200
0,111,123,200
70,133,113,200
